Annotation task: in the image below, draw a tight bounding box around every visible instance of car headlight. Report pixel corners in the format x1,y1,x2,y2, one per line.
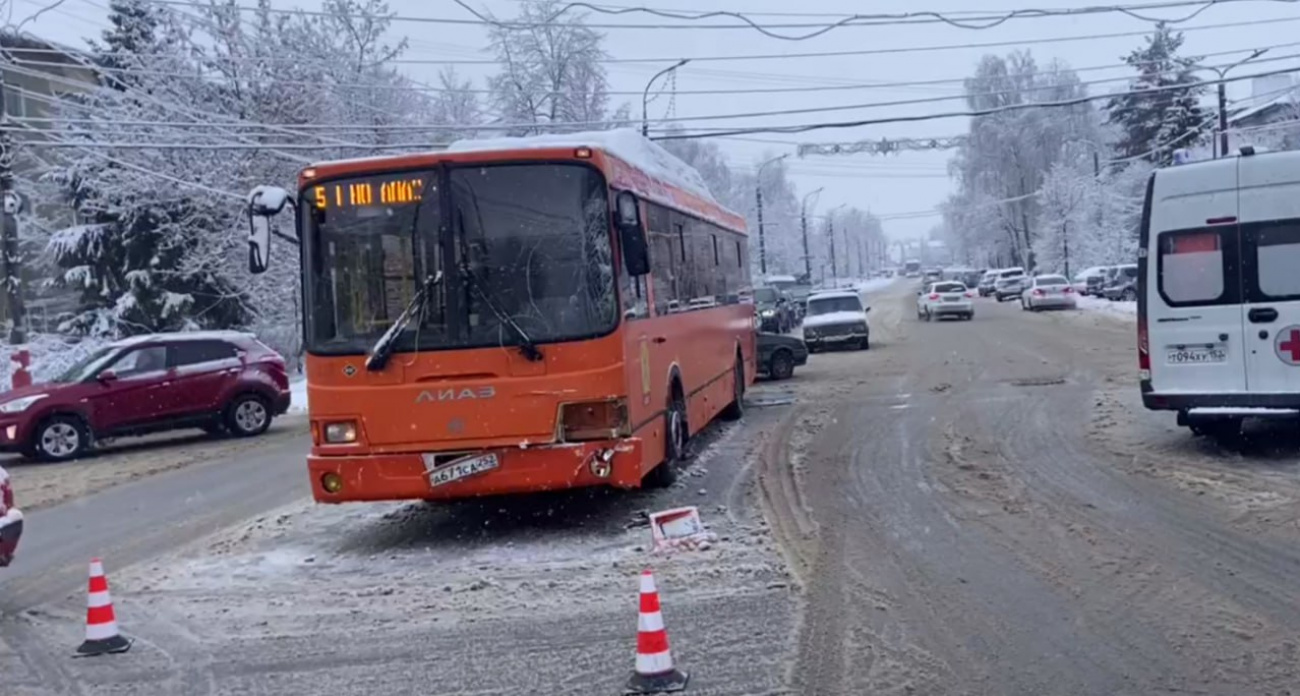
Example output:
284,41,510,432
761,310,775,318
0,394,46,414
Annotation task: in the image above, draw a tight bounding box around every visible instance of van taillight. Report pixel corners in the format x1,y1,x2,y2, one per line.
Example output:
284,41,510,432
559,399,629,441
1138,316,1151,375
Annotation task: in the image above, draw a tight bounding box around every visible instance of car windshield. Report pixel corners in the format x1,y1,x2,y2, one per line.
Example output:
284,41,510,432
754,288,779,303
933,283,966,293
302,163,616,355
807,296,862,315
51,346,119,383
1037,275,1069,286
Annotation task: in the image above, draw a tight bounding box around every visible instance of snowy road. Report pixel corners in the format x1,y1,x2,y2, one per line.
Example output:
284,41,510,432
10,282,1300,694
0,384,800,694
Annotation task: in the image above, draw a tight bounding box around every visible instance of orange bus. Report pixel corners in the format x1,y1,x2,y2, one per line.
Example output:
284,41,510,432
245,131,756,503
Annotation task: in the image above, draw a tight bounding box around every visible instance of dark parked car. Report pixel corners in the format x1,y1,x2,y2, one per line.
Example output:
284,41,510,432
758,332,808,380
1102,264,1138,301
0,331,291,462
754,286,796,333
0,465,21,567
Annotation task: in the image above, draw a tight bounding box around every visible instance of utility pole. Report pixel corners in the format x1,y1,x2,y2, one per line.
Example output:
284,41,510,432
641,59,688,137
1217,81,1230,158
800,188,823,282
755,154,789,277
827,204,846,286
0,67,25,347
1207,48,1268,158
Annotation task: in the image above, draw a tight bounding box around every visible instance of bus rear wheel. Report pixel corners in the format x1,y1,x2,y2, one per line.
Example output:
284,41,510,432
646,386,688,488
720,355,745,421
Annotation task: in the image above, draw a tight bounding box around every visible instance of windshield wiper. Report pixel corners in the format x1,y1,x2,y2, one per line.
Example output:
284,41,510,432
453,185,543,363
366,271,443,372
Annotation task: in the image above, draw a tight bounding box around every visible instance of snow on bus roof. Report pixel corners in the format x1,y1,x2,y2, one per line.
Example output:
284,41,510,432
446,129,718,205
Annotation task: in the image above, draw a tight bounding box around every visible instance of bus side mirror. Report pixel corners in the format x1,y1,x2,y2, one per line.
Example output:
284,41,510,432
248,213,271,275
246,186,292,275
615,191,650,277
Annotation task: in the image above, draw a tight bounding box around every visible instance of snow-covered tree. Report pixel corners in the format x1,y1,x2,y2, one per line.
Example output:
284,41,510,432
487,0,625,133
428,67,481,144
1106,23,1207,167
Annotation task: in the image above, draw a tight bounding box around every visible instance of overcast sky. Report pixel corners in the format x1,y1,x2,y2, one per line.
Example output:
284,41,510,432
11,0,1300,241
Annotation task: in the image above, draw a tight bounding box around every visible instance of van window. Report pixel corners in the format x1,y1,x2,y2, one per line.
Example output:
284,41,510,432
1250,221,1300,300
1157,228,1236,306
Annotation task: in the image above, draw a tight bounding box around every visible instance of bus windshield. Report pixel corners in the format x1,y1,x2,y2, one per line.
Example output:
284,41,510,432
303,163,617,355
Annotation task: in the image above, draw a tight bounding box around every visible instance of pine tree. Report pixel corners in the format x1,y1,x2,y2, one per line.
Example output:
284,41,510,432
1106,23,1207,166
44,2,250,338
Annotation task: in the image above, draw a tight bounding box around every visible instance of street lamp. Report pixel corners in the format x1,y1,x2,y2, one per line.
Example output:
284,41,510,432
1205,49,1268,158
827,203,847,286
800,188,824,281
642,59,689,137
755,153,790,277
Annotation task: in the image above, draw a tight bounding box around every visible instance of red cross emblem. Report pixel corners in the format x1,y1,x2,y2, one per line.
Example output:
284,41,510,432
1277,326,1300,365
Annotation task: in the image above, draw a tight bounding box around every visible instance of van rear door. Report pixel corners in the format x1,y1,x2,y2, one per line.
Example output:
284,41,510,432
1146,158,1246,396
1239,152,1300,396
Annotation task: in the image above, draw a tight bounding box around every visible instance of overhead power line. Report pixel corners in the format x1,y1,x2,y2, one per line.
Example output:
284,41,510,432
11,40,1300,97
9,54,1300,137
449,0,1293,40
12,14,1294,67
651,64,1300,140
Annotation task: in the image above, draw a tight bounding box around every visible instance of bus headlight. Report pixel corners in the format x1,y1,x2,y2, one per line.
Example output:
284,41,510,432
323,421,358,443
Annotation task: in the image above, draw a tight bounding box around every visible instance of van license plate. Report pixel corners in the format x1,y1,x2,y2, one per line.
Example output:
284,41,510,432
1167,348,1227,364
428,453,499,487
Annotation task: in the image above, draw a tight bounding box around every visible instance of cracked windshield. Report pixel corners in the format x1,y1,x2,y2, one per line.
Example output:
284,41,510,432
6,0,1300,694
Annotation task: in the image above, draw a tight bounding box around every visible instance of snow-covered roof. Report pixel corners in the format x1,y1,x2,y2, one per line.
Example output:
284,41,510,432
447,129,718,205
113,330,256,347
1229,88,1298,125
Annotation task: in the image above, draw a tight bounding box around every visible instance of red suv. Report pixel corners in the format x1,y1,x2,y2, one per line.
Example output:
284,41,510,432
0,331,291,461
0,465,21,566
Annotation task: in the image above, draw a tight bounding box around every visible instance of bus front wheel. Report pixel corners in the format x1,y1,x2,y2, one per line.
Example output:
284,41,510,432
646,385,688,488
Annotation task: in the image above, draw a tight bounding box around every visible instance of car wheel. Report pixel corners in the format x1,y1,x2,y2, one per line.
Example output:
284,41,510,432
1124,287,1137,301
646,386,688,488
31,414,89,462
719,356,746,420
859,335,870,350
769,350,795,380
226,393,272,437
924,309,932,322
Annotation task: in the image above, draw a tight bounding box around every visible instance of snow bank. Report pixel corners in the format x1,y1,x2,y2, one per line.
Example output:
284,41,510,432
1077,295,1136,318
446,128,718,205
289,377,308,414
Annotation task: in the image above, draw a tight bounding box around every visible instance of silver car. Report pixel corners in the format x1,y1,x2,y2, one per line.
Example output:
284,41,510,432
1021,274,1078,311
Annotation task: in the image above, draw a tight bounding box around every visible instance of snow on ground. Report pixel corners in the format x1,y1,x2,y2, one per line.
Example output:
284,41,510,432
289,377,308,413
1077,294,1137,318
24,412,796,694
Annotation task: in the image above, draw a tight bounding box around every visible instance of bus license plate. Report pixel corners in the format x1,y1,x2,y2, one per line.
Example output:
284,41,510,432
428,453,499,487
1167,347,1226,364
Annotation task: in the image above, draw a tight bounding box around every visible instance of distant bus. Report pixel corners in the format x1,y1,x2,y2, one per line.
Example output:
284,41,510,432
904,259,922,277
244,131,755,504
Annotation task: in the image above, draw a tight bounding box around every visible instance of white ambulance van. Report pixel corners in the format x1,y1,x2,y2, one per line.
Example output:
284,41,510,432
1139,147,1300,438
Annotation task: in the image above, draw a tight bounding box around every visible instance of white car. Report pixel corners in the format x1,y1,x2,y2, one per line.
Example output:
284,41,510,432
1020,274,1078,310
802,291,870,352
917,281,975,321
1140,147,1300,439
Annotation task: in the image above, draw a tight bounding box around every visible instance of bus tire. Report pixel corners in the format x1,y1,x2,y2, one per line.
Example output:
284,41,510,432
719,355,745,421
646,384,688,488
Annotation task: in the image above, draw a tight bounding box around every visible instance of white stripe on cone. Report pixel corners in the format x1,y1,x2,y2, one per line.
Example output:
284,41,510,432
637,611,664,633
87,591,112,608
640,573,656,594
89,560,104,577
635,650,674,675
85,620,120,641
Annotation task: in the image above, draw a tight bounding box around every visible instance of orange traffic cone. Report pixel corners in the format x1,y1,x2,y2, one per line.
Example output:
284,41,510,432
75,558,132,657
625,569,688,694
